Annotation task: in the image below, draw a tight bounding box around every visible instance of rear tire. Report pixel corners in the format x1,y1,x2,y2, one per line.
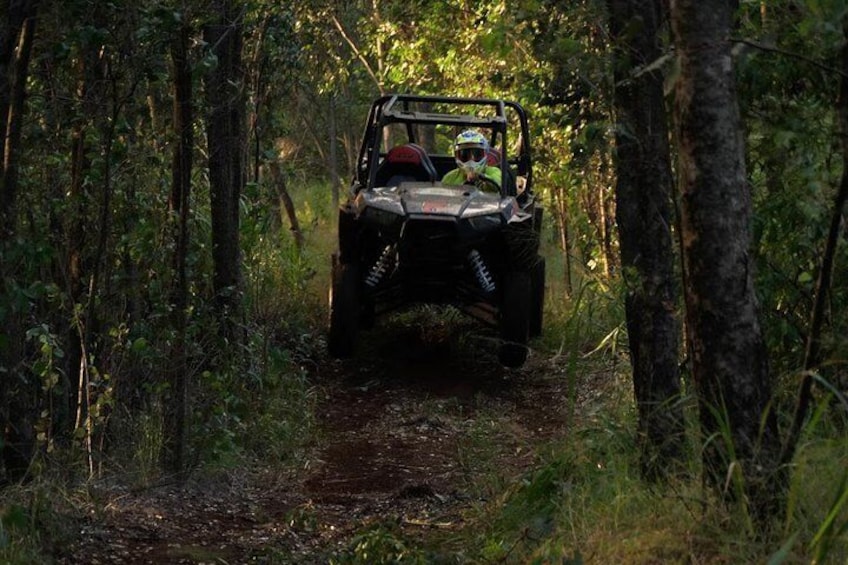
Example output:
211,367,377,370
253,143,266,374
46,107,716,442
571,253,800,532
498,271,531,368
530,257,545,338
328,260,360,358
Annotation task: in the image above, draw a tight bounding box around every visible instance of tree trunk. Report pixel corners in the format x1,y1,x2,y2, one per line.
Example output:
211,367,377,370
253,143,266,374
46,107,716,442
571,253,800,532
78,64,122,476
163,21,193,478
607,0,685,480
204,0,245,342
670,0,782,518
0,6,34,235
0,0,38,482
269,159,304,251
0,1,32,194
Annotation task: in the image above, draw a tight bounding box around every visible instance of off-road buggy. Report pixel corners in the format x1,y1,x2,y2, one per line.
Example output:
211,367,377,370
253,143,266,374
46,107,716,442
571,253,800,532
328,94,544,367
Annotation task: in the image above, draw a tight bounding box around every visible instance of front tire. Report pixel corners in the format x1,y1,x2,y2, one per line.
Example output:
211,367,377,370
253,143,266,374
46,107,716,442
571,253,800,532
328,260,360,358
498,271,531,368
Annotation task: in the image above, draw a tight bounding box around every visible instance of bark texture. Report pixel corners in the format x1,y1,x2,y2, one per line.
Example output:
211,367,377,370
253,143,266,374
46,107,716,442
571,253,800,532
269,159,304,251
670,0,782,515
607,0,685,480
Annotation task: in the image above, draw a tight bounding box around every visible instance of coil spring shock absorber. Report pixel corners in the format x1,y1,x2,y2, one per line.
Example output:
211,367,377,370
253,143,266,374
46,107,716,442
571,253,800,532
468,249,495,293
365,245,395,287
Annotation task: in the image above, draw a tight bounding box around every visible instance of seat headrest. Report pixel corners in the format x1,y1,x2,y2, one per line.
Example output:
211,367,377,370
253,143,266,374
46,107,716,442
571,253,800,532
386,143,427,165
486,147,501,166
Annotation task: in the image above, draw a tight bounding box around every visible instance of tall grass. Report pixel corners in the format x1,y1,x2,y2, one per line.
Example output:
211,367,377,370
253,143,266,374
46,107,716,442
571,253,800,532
404,374,847,564
785,390,848,564
0,476,87,563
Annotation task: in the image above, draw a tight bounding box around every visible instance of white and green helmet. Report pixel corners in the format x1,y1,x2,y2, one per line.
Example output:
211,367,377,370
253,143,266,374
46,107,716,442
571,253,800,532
454,130,488,175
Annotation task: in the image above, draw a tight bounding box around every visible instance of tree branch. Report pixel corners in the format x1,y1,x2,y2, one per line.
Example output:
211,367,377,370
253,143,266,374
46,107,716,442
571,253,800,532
732,37,848,80
331,14,383,93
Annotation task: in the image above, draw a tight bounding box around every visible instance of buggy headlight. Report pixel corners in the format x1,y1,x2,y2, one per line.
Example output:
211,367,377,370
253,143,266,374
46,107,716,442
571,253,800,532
363,206,403,227
466,213,502,233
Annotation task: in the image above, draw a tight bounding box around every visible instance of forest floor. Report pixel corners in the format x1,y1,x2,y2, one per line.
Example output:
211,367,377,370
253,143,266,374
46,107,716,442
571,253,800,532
54,313,617,564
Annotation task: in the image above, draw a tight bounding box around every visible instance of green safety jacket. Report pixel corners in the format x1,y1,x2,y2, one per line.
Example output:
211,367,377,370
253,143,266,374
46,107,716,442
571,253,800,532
442,166,502,191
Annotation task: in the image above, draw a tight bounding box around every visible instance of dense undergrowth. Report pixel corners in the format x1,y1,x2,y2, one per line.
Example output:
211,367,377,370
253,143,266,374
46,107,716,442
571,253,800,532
0,181,335,562
427,389,848,564
1,182,847,564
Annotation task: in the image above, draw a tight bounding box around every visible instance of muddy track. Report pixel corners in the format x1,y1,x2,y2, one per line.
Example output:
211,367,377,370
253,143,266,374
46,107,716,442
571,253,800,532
56,314,585,564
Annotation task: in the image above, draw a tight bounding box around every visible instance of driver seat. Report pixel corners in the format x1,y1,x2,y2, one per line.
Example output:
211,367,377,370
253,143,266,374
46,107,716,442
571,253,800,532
374,143,438,187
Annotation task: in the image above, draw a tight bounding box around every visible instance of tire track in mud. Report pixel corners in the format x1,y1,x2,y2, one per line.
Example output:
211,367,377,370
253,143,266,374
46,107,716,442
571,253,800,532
296,318,574,558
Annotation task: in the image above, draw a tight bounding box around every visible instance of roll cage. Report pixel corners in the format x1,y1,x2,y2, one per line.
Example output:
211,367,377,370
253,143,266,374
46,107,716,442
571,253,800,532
354,94,533,199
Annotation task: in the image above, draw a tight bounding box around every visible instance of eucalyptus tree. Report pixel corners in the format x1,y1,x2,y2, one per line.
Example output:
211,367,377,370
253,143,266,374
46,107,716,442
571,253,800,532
726,0,848,508
782,13,848,466
670,0,782,517
241,4,306,241
292,0,378,186
1,0,167,477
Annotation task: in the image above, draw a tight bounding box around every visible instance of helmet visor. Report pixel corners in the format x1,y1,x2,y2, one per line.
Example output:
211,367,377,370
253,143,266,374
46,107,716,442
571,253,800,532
456,147,485,163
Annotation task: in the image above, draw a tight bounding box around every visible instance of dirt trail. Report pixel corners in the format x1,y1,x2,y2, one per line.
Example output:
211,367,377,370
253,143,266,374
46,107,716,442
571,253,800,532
56,316,583,564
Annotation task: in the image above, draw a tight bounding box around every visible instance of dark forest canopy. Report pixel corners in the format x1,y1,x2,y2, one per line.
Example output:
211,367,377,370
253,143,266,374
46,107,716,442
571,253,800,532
0,0,847,561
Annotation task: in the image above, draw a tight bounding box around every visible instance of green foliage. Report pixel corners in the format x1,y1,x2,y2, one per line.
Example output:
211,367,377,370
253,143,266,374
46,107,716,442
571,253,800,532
737,0,848,383
540,258,625,356
0,505,44,564
785,389,848,563
331,523,428,565
182,179,328,470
